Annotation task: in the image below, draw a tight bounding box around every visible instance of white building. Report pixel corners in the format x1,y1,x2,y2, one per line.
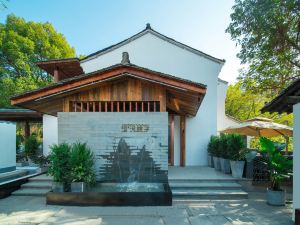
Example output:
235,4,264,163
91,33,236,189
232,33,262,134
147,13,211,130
14,24,235,167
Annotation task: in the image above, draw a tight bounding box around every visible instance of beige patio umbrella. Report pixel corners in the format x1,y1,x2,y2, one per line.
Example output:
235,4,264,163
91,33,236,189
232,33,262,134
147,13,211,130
221,117,293,154
221,117,293,138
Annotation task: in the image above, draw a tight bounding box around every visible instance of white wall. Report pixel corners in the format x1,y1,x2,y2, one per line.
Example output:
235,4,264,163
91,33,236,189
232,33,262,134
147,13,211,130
293,103,300,221
81,32,223,165
0,121,16,172
43,115,58,155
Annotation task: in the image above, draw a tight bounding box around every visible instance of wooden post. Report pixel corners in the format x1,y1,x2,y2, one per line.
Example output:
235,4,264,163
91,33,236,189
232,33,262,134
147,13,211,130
24,121,30,139
180,115,186,167
53,67,59,82
169,114,174,166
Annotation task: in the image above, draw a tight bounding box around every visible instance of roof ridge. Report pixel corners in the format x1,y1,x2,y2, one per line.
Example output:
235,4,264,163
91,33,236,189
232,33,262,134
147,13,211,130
81,24,225,64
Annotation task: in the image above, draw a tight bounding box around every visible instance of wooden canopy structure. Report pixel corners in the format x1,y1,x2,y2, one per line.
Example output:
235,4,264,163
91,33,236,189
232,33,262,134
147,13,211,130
11,63,206,117
12,56,207,167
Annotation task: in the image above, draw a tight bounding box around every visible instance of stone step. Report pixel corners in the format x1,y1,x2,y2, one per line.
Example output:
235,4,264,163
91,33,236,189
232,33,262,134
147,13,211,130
28,174,53,182
168,178,239,183
169,182,242,190
21,181,52,189
11,188,50,196
172,189,248,199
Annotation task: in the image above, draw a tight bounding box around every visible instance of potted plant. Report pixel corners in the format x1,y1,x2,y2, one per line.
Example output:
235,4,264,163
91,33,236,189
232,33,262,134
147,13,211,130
47,143,72,192
70,142,96,192
207,136,215,167
212,136,221,171
259,137,292,206
227,134,246,178
219,134,231,174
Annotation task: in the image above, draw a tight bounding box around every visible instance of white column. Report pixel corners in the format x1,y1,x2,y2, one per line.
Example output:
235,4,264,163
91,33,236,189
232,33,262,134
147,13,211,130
43,115,58,156
293,103,300,221
0,121,16,172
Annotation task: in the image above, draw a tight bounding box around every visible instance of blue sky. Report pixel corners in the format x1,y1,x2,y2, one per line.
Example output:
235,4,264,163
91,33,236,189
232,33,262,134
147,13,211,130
0,0,242,83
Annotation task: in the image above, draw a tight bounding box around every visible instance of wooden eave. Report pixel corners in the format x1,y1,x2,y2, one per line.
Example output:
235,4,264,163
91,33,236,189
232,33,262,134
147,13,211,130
0,109,42,122
11,64,206,116
36,58,83,80
261,78,300,114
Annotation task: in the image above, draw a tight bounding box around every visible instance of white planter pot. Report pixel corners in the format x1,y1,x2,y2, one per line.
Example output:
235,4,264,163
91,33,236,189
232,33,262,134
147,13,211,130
220,158,231,174
230,160,245,178
71,182,86,192
207,154,214,168
213,157,221,171
52,182,64,192
267,188,286,206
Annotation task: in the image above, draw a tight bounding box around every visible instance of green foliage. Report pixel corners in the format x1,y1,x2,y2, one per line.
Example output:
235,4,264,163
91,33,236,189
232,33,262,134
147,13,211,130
259,137,293,190
70,142,96,184
227,134,246,161
0,14,76,107
47,143,72,183
24,134,40,161
225,82,293,149
219,134,229,159
208,135,221,157
226,0,300,94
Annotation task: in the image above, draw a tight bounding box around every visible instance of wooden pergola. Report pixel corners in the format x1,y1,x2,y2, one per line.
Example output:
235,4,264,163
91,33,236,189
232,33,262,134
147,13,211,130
11,61,207,166
0,108,42,138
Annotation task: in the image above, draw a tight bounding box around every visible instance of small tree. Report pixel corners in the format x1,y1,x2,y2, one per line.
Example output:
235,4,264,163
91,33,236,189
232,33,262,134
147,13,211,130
47,143,72,184
259,137,293,191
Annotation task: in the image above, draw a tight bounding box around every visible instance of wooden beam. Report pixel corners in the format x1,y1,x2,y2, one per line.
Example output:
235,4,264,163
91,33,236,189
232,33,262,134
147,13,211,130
287,96,300,104
180,115,186,167
169,114,174,166
24,121,30,138
53,67,59,82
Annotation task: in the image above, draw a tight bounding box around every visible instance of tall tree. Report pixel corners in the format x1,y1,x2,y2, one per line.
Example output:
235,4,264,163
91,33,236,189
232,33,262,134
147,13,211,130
227,0,300,94
0,14,76,107
225,82,293,125
0,14,75,80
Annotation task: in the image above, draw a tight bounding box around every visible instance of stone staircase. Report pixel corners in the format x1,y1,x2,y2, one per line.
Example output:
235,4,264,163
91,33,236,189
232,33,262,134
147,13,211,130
11,174,52,196
169,179,248,201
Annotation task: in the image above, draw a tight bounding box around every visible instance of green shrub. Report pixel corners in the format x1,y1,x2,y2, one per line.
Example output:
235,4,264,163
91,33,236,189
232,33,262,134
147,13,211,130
219,134,229,159
208,135,221,157
227,134,246,161
259,137,293,191
24,134,40,162
70,142,95,185
47,143,72,184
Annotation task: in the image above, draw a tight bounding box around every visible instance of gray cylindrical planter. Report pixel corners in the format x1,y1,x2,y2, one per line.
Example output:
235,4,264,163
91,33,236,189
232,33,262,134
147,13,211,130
213,157,221,171
71,182,86,192
220,158,231,174
208,154,214,168
230,160,245,178
52,182,64,192
267,189,286,206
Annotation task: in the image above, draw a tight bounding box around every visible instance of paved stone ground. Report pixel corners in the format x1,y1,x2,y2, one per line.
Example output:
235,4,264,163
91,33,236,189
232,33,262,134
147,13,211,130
0,192,293,225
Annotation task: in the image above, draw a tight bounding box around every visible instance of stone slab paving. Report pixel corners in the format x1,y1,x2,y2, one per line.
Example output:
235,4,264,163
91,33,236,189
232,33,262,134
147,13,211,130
0,192,293,225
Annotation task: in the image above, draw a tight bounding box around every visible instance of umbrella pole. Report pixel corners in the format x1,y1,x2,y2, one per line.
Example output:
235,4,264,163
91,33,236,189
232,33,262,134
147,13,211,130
285,136,289,155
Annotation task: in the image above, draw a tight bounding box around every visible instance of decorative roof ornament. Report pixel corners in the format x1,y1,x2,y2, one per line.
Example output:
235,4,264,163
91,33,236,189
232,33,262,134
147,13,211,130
146,23,151,29
121,52,130,65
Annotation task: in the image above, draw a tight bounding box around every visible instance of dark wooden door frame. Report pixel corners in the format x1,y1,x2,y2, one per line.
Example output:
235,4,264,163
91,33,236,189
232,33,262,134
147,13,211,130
180,115,186,167
168,114,174,166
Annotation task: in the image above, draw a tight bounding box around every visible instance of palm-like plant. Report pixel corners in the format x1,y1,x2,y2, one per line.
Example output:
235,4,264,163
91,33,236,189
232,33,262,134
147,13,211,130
70,142,96,185
48,143,72,184
259,137,293,191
